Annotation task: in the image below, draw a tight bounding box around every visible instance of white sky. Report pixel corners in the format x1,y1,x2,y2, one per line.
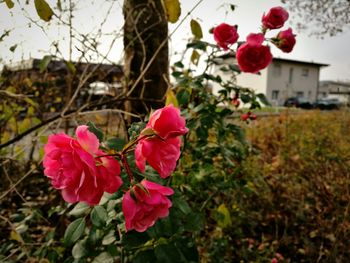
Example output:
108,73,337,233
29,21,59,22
0,0,349,81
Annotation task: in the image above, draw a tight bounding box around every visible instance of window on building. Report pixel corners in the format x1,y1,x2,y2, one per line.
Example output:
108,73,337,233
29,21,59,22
302,68,309,77
272,90,279,100
289,67,294,83
308,91,312,98
296,91,304,98
273,64,281,77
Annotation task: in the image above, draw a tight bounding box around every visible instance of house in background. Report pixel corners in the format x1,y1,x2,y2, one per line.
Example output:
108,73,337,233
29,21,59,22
212,55,329,106
319,80,350,105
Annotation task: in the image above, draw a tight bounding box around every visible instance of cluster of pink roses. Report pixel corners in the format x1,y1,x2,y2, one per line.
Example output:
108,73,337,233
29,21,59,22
43,104,188,232
213,6,296,73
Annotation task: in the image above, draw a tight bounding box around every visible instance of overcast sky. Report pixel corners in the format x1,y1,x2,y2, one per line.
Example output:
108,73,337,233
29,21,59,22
1,0,349,81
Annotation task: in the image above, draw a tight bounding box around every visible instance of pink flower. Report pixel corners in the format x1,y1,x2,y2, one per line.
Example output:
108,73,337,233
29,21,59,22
122,180,174,232
135,104,188,178
213,23,239,50
43,125,122,205
262,6,289,30
271,258,278,263
273,28,296,53
146,104,188,139
236,33,273,73
135,137,181,178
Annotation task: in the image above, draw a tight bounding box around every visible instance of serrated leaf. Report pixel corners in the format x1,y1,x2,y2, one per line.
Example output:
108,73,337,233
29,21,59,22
39,55,52,73
162,0,181,23
217,204,232,228
165,89,179,107
87,121,104,142
190,50,200,66
64,218,86,246
190,19,203,40
34,0,54,22
5,0,14,9
68,202,90,217
90,206,108,228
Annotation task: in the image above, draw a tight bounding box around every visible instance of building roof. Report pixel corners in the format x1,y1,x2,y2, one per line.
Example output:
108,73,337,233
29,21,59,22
320,80,350,88
217,52,329,67
3,58,123,74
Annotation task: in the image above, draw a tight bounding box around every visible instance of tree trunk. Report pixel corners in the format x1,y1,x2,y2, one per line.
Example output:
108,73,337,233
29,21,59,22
123,0,169,120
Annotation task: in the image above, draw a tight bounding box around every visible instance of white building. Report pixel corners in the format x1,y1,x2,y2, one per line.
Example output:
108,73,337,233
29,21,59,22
212,55,328,106
319,80,350,105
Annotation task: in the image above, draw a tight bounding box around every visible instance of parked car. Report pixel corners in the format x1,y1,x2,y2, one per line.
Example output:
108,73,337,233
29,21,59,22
314,98,342,110
284,97,314,109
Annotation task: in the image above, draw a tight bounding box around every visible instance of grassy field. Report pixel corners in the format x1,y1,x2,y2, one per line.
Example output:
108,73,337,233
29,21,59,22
234,110,350,262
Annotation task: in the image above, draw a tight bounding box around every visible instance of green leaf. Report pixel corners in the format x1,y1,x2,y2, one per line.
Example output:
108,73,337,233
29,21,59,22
39,55,52,73
72,240,88,259
90,206,108,228
173,196,191,215
9,44,17,52
133,249,157,263
173,61,184,68
216,204,232,228
162,0,181,23
190,50,200,66
68,202,90,217
64,218,86,246
92,252,114,263
122,231,149,250
5,0,14,9
176,89,191,105
257,93,271,106
229,64,241,73
165,89,179,107
190,19,203,40
102,230,117,245
155,243,186,263
106,137,125,152
87,121,104,142
34,0,54,22
187,40,207,51
141,127,157,136
65,61,76,74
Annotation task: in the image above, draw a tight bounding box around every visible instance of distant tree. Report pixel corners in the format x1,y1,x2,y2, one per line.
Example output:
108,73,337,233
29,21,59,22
282,0,350,37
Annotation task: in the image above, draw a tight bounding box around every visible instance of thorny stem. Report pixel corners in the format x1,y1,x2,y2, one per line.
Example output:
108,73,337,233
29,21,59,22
121,154,134,183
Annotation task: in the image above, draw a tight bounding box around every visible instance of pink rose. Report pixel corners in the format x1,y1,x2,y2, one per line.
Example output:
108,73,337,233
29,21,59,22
236,33,273,73
43,125,122,205
135,137,181,178
273,28,296,53
122,180,174,232
146,104,188,139
262,6,289,30
213,23,239,50
135,104,188,178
